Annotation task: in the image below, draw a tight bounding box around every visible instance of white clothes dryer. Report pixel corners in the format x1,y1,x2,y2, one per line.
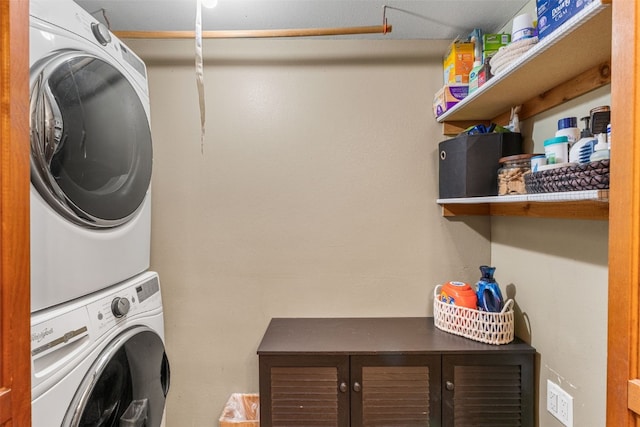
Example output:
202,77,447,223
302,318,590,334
31,271,170,427
30,0,153,312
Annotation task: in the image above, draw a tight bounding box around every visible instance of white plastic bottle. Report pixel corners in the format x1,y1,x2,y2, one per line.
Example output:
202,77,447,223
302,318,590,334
569,116,596,163
468,61,483,94
556,117,580,146
590,133,610,161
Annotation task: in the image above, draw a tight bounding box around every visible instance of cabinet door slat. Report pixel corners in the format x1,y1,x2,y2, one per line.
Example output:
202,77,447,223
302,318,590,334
362,365,431,427
452,364,523,427
270,366,340,427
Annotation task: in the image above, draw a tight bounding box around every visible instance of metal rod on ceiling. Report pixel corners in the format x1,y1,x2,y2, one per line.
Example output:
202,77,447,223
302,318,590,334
114,24,392,39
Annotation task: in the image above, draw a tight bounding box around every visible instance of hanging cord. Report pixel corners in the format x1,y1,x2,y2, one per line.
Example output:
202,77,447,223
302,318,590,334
195,0,206,153
383,5,389,35
382,5,468,33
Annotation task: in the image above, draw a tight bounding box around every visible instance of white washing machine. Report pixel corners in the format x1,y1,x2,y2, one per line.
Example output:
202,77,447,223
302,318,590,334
30,0,153,312
31,271,170,427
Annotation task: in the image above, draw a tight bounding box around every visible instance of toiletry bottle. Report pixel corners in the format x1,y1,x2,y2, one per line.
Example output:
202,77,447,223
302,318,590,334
468,61,483,94
511,13,535,42
475,266,504,312
556,116,580,146
569,116,596,163
590,133,610,161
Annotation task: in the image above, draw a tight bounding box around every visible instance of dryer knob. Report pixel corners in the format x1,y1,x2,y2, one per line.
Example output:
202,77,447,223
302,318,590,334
111,297,131,318
91,22,112,46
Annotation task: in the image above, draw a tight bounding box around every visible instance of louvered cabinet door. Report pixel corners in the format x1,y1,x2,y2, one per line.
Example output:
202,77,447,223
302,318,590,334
442,353,534,427
350,355,442,427
260,355,350,427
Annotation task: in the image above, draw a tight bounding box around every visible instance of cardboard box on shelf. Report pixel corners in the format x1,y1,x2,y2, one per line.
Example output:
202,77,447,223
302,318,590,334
443,41,474,84
537,0,595,40
482,33,511,52
433,84,469,118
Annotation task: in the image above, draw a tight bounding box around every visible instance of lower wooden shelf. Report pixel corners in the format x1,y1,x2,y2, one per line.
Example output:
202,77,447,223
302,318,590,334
437,190,609,220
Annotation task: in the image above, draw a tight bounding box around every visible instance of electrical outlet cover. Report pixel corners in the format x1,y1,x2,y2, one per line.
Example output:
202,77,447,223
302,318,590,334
547,380,573,427
547,382,558,413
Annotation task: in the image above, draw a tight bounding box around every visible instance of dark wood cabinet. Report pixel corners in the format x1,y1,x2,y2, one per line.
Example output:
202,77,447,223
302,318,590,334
441,353,534,426
258,317,535,427
260,355,350,426
350,354,442,426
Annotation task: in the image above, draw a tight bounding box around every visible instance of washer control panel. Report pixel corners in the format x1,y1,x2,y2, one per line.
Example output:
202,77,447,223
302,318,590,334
90,22,111,46
30,272,162,397
111,296,131,317
87,274,161,338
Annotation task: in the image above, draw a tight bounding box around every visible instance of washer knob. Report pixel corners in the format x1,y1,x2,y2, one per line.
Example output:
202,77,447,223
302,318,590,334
111,297,131,318
91,22,111,46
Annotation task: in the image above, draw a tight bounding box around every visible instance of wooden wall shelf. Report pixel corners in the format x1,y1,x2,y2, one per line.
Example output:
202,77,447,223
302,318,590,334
438,190,609,220
435,2,612,220
436,0,611,125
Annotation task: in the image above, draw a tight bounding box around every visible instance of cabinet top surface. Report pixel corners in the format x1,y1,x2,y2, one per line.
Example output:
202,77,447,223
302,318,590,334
257,317,534,355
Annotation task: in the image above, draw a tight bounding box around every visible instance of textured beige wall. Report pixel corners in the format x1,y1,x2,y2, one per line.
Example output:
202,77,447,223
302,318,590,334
127,38,493,426
492,86,611,426
498,0,610,422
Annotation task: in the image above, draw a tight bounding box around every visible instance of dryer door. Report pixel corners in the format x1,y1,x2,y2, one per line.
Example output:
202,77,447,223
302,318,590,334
64,327,170,427
30,52,153,228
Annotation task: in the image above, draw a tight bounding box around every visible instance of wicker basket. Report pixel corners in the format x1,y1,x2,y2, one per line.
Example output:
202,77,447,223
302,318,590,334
525,159,609,193
433,285,515,345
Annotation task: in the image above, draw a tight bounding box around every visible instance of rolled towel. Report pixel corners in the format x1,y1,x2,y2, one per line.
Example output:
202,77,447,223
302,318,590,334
490,36,539,75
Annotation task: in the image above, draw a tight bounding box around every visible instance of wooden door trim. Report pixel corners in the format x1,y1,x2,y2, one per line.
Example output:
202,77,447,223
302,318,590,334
0,0,31,425
607,0,640,425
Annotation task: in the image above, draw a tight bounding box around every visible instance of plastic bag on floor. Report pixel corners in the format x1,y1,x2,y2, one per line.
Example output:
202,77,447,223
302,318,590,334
219,393,259,427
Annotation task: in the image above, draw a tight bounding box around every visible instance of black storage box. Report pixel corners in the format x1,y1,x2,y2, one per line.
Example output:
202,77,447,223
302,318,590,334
438,132,523,198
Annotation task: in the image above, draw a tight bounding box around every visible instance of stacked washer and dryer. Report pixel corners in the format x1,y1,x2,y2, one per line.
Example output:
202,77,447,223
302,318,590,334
29,1,170,426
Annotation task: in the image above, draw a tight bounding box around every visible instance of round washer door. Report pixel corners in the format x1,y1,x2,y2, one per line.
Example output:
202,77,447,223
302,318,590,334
30,52,152,228
64,327,170,427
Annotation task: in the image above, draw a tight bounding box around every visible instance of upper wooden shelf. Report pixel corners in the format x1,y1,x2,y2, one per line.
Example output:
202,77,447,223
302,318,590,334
436,0,612,123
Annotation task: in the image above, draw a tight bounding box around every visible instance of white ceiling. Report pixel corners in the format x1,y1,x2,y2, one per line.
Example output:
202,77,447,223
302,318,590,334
73,0,530,40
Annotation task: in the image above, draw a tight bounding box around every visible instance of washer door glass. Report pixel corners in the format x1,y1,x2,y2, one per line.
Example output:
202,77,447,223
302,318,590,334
30,52,152,228
66,328,170,427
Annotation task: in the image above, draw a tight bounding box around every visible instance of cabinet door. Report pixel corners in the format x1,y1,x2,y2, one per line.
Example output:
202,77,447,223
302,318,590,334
442,352,534,427
350,355,442,427
259,355,350,427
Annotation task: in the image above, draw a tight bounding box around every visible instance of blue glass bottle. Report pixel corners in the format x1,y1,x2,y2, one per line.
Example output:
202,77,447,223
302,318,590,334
476,265,504,312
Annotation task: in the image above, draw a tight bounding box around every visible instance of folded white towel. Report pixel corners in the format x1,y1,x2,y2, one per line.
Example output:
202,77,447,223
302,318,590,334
490,36,539,76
